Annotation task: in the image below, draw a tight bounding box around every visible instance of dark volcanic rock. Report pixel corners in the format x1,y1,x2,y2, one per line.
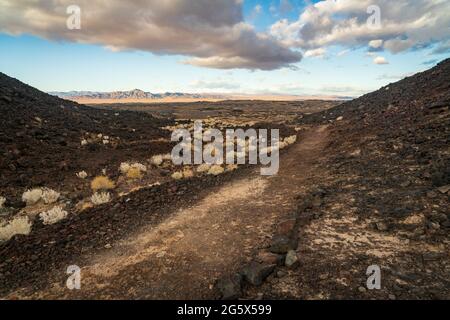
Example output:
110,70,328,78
241,262,276,286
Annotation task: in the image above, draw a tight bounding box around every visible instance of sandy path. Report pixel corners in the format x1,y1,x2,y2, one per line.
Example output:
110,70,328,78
18,126,329,299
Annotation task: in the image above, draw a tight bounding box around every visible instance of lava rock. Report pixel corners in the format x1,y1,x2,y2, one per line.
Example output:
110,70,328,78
241,262,276,286
216,273,242,300
285,250,299,269
269,235,298,254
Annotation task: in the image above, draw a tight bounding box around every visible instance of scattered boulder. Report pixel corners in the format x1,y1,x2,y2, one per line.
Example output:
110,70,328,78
376,221,389,232
256,251,284,266
437,185,450,194
269,234,298,254
285,250,299,269
217,273,242,300
241,262,276,286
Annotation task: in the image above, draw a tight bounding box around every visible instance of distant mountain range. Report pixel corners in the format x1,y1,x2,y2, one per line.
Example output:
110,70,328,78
49,89,227,100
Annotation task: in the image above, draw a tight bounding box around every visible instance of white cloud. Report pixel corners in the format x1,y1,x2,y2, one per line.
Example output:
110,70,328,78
369,39,383,49
373,56,389,65
304,48,326,58
0,0,301,70
269,0,450,55
190,78,240,91
337,49,350,57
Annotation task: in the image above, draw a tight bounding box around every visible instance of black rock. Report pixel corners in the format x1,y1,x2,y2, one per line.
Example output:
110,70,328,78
216,273,242,300
241,261,276,286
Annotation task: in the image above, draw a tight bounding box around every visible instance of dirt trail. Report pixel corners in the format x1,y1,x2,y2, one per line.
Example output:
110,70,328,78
15,126,329,299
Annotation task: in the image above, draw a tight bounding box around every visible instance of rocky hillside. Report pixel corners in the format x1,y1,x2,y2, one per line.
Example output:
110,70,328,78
0,73,173,205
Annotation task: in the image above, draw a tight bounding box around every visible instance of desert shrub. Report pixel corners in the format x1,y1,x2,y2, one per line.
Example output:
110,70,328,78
76,171,88,179
0,196,5,209
171,171,183,180
22,188,43,206
284,135,297,145
91,176,115,191
162,153,172,161
131,163,147,172
196,164,211,173
151,155,163,166
41,188,60,204
126,167,143,180
120,162,147,174
183,168,194,178
0,216,32,241
208,165,224,176
119,162,131,174
39,206,68,225
226,164,238,172
91,192,111,205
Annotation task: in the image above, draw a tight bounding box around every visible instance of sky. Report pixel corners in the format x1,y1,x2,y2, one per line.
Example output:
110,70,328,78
0,0,449,97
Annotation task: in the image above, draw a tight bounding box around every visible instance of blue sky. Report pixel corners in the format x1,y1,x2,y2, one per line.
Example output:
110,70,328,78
0,0,448,97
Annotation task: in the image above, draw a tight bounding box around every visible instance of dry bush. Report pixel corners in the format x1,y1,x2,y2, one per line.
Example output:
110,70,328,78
22,188,43,206
226,164,238,172
196,164,211,173
39,206,68,225
119,162,131,174
91,176,115,191
41,188,60,204
76,171,88,179
91,192,111,205
0,196,5,209
151,155,163,166
126,167,143,180
0,216,32,241
284,135,297,145
183,168,194,178
208,165,225,176
171,171,183,180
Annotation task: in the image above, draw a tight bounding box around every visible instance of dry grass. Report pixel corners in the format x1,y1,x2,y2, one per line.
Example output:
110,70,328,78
41,188,60,205
22,188,43,206
39,206,68,225
0,216,32,241
76,171,88,179
126,167,143,180
91,192,111,205
208,165,225,176
91,176,115,191
171,171,183,180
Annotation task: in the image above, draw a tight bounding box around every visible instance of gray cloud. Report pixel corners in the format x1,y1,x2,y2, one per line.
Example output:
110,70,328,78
0,0,301,70
270,0,450,55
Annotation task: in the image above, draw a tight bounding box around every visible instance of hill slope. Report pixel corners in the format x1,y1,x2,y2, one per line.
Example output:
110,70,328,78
0,73,172,204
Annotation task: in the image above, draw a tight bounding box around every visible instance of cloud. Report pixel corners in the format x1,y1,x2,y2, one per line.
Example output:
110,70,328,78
0,0,301,70
373,56,389,65
304,48,326,58
337,49,350,57
369,39,383,49
269,0,450,54
190,79,240,91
